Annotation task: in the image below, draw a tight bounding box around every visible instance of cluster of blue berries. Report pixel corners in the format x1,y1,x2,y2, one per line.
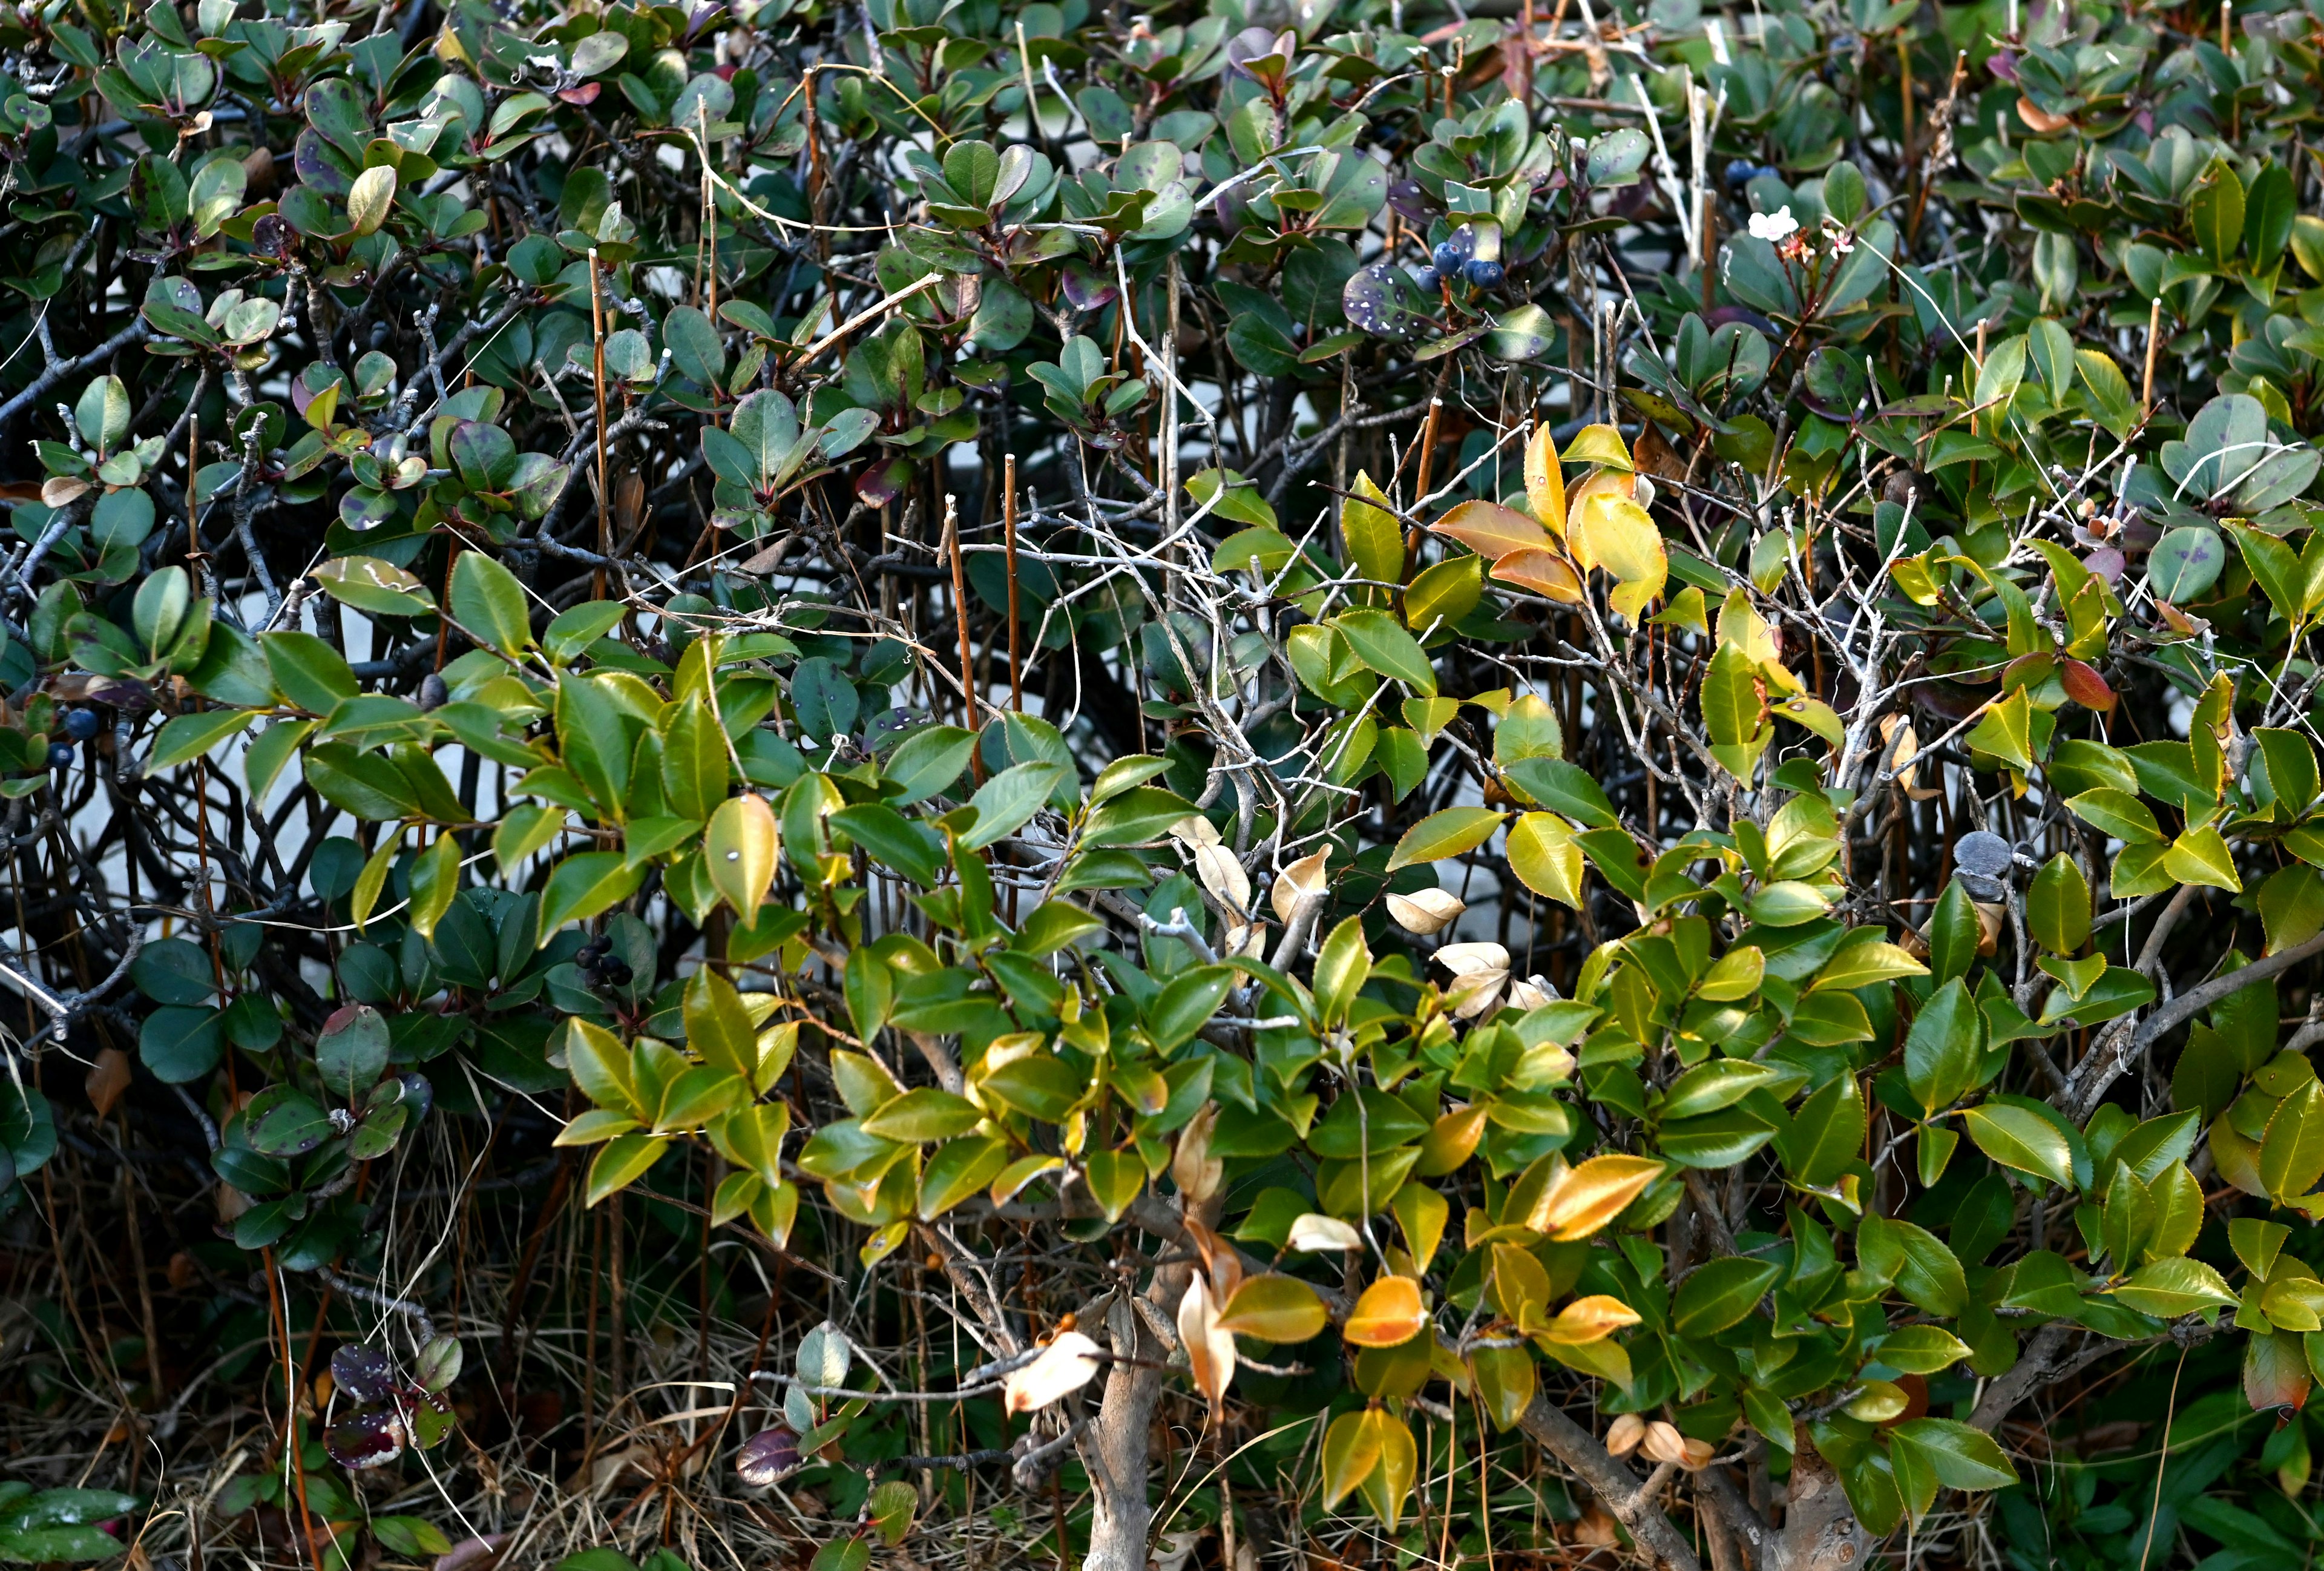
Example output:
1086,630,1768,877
1415,239,1505,294
47,705,100,768
1726,158,1781,186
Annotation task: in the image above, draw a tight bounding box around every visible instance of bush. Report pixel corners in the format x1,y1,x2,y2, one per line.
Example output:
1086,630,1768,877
12,0,2324,1567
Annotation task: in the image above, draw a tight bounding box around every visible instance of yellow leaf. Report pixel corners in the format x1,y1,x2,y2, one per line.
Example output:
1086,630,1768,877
1572,492,1667,621
1527,1153,1666,1240
1539,1294,1642,1346
707,793,778,919
1507,812,1585,909
1341,470,1404,588
1391,1182,1450,1271
1561,471,1633,568
1320,1411,1384,1509
1524,423,1567,538
1356,1410,1418,1528
1217,1273,1330,1343
1344,1274,1427,1346
1562,423,1634,472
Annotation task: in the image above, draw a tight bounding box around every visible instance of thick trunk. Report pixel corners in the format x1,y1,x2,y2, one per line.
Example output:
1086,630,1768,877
1078,1195,1218,1571
1768,1449,1874,1571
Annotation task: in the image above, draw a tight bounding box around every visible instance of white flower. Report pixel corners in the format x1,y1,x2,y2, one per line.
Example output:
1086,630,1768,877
1822,219,1855,254
1747,205,1798,242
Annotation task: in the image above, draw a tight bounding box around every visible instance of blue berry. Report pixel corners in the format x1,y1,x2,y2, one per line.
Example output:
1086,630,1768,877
1465,258,1505,289
1414,265,1442,291
1725,158,1758,186
47,742,74,768
62,707,100,740
1431,240,1463,274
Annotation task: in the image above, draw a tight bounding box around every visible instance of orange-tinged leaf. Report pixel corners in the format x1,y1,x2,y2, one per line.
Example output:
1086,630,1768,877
1431,499,1551,561
2060,657,2117,712
1524,423,1567,538
1528,1153,1666,1240
1490,548,1585,603
1344,1274,1427,1346
1415,1105,1487,1175
1539,1294,1642,1346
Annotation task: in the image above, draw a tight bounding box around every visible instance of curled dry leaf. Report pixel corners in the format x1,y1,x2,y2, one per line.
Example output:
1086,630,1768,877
85,1047,131,1117
1506,975,1556,1012
1270,845,1332,922
1641,1420,1690,1466
1193,840,1251,917
432,1536,511,1571
735,1426,800,1484
1177,1274,1236,1405
1285,1212,1365,1252
1003,1330,1105,1412
1604,1412,1646,1457
1171,1103,1223,1204
2017,96,2072,133
1169,813,1223,849
1385,888,1465,934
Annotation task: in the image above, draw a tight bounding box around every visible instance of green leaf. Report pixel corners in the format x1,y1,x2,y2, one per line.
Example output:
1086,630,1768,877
1961,1103,2075,1188
315,1003,390,1096
1671,1256,1781,1337
1857,1214,1966,1317
537,851,646,941
959,762,1069,851
1779,1073,1865,1187
2262,1081,2324,1203
2065,788,2161,844
586,1131,669,1204
2025,854,2089,954
860,1087,984,1142
884,726,979,803
150,709,255,770
1386,806,1504,871
1148,966,1234,1052
1502,758,1618,828
919,1135,1009,1219
1887,1418,2017,1492
1904,978,1980,1116
450,550,534,654
1877,1325,1973,1374
1080,786,1198,849
1333,608,1436,693
2107,1256,2236,1318
262,630,358,713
